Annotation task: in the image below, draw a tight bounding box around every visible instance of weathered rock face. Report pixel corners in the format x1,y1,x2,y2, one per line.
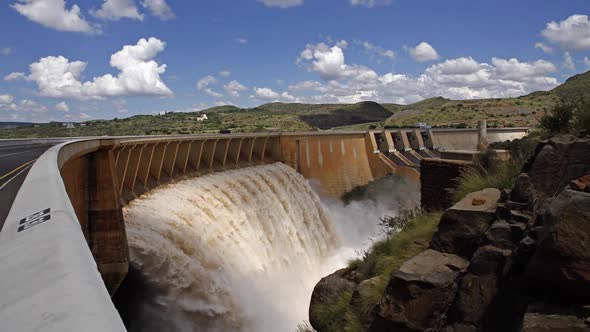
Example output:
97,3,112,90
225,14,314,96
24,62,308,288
446,245,512,327
310,135,590,332
518,135,590,202
522,313,590,332
309,268,355,332
430,188,501,259
370,250,469,332
525,188,590,299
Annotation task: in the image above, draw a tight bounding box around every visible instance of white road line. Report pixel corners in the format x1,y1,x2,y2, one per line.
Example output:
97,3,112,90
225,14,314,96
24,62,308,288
0,147,46,159
0,163,33,192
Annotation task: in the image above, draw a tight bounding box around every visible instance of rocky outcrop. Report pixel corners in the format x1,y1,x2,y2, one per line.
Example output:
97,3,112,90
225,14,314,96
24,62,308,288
522,313,590,332
373,135,590,331
525,187,590,299
430,188,501,259
309,135,590,332
370,250,469,332
517,135,590,203
309,268,356,331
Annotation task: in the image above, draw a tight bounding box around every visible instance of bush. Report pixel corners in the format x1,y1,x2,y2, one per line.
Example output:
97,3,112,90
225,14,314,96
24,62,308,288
540,101,575,134
452,160,521,203
345,210,442,323
575,101,590,133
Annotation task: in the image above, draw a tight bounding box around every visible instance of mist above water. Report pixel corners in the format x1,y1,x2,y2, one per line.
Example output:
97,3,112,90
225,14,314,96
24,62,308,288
119,162,418,331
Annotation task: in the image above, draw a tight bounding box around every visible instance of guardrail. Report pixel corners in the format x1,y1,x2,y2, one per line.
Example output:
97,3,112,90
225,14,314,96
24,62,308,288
0,139,126,332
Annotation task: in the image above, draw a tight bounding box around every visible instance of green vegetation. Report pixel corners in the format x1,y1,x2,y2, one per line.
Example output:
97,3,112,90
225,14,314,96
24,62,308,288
311,289,354,332
452,160,521,203
335,210,442,330
551,70,590,102
538,99,590,136
383,93,560,129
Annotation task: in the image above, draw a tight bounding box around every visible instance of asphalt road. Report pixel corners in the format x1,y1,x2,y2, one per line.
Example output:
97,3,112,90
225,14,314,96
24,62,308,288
0,144,54,231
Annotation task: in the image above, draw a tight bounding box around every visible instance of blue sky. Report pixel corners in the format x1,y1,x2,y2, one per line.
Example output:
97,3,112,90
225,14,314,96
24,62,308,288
0,0,589,122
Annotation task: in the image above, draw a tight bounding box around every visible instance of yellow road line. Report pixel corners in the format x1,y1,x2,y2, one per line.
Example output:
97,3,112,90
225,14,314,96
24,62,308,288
0,159,37,183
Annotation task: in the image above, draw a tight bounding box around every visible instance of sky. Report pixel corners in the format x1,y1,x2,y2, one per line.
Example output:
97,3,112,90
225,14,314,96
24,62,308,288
0,0,589,123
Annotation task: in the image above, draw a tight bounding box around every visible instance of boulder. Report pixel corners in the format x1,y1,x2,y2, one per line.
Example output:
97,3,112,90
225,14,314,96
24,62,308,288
446,245,512,326
370,250,469,332
511,173,533,203
525,188,590,299
430,188,501,259
570,173,590,193
522,313,590,331
525,135,590,201
309,268,355,332
484,220,514,250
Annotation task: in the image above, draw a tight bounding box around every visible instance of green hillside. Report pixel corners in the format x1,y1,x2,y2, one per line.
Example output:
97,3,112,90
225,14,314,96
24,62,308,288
383,92,560,128
1,71,588,138
551,69,590,102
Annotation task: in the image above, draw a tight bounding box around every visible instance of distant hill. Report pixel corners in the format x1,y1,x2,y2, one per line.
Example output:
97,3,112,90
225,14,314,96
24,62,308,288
551,69,590,102
298,101,393,129
0,122,34,129
1,71,589,138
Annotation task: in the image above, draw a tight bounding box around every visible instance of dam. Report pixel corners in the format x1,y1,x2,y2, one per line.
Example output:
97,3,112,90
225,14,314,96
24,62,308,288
0,127,528,331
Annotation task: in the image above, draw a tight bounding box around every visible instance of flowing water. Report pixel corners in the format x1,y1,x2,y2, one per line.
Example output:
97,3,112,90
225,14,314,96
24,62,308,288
122,163,344,331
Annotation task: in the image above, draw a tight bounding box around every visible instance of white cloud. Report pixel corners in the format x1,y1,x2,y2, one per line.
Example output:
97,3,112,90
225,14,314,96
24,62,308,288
350,0,392,7
491,57,557,81
1,48,12,56
562,52,575,71
535,42,553,54
253,87,279,99
91,0,143,21
288,80,323,91
219,70,231,78
409,42,440,62
251,87,296,102
0,94,15,104
362,41,395,60
585,56,590,68
0,98,48,113
141,0,174,20
257,0,303,8
542,14,590,51
196,75,217,90
297,42,378,81
196,75,223,98
11,0,96,33
55,101,69,112
224,80,248,98
4,72,26,81
237,37,248,44
292,41,560,104
22,37,172,99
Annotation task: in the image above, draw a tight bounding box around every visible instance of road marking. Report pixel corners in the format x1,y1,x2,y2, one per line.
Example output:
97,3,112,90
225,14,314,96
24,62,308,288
0,162,34,192
0,159,36,183
0,147,47,159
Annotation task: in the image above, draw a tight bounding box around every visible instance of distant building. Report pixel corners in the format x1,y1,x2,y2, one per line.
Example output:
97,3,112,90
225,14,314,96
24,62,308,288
158,111,166,116
196,114,208,122
415,122,431,129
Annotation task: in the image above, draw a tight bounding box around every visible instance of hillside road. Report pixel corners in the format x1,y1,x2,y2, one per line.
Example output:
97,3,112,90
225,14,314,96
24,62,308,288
0,144,54,231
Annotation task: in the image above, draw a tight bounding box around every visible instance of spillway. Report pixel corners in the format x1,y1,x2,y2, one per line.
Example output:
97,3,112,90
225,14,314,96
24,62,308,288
121,162,342,331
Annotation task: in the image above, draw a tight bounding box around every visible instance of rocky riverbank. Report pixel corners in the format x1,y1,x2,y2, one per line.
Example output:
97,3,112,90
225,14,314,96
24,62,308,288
309,134,590,331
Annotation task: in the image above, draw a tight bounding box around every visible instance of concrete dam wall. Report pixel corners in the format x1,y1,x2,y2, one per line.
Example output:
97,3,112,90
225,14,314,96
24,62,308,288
0,127,528,332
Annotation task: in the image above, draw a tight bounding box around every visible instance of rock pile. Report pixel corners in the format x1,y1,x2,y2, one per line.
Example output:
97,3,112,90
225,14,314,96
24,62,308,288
368,135,590,331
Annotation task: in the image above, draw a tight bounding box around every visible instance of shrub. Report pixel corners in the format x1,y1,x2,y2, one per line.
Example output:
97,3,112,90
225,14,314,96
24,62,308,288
539,101,575,134
346,210,442,322
575,101,590,133
452,160,521,203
